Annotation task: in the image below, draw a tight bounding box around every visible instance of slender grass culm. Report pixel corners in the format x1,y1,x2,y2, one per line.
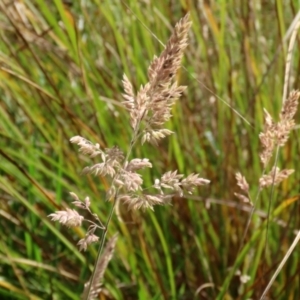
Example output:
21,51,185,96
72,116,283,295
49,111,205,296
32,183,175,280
48,13,210,299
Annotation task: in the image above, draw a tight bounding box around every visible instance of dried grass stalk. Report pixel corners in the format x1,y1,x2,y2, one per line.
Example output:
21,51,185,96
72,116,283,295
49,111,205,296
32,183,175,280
82,234,118,300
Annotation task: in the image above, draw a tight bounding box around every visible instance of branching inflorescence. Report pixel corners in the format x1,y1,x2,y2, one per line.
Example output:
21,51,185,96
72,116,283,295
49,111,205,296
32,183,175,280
235,90,299,204
49,13,210,299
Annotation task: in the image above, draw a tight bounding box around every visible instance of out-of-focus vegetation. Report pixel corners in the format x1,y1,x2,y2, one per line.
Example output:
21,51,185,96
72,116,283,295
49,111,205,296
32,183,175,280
0,1,300,299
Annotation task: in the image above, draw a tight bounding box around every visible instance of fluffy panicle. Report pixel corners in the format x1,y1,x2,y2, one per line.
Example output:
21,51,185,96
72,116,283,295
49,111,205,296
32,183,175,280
259,90,299,166
276,119,295,146
82,162,116,177
125,158,152,172
122,14,192,143
234,193,252,205
141,129,173,145
70,136,102,158
84,196,91,208
235,172,249,193
81,146,124,177
259,109,276,167
280,90,300,121
105,146,124,163
69,192,80,201
50,15,211,300
181,173,211,194
78,234,99,252
147,13,192,87
277,90,299,147
122,74,134,104
119,194,171,211
234,173,252,204
259,167,294,188
116,170,143,192
48,209,84,227
155,170,210,197
158,170,184,195
72,194,91,210
117,170,209,211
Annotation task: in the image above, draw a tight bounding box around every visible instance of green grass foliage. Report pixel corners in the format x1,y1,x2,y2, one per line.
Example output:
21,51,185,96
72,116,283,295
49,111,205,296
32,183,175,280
0,0,300,299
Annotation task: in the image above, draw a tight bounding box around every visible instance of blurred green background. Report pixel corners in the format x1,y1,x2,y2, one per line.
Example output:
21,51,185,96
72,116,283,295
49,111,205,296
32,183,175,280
1,0,300,299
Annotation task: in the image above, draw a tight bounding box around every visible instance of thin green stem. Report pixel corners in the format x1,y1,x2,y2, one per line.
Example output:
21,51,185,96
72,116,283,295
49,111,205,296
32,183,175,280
263,146,280,271
238,185,264,251
83,219,105,230
225,167,267,294
85,198,118,300
84,123,141,299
